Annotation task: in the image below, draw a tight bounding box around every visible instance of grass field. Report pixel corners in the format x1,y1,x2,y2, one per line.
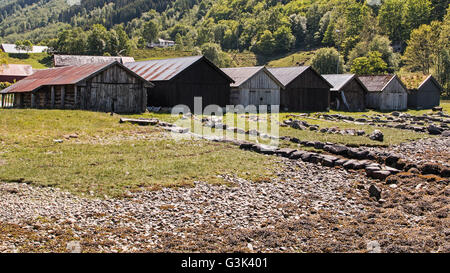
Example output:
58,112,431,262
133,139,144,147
3,53,52,69
267,50,316,67
131,48,194,61
0,110,278,198
1,103,447,197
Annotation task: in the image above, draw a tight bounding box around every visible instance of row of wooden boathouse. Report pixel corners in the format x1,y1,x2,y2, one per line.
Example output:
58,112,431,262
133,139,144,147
0,55,443,113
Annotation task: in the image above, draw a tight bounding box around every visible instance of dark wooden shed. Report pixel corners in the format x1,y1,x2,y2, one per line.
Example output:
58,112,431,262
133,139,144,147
125,56,234,110
268,66,332,112
401,74,442,109
322,74,367,112
0,61,152,113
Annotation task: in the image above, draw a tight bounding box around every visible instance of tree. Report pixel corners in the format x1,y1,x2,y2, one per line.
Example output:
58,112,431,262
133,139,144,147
351,51,388,75
290,14,307,48
305,4,323,47
348,35,399,71
404,0,432,36
435,5,450,95
273,26,295,53
142,21,158,43
252,30,276,55
87,24,109,55
0,52,7,66
54,28,87,55
114,25,131,55
200,43,232,67
403,22,440,73
378,0,407,43
311,47,345,74
15,40,33,52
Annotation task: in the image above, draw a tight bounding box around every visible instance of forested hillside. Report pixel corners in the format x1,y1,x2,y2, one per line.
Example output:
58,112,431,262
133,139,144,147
0,0,449,92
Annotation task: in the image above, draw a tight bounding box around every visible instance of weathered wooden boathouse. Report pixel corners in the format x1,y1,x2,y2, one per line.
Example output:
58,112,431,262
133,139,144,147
359,75,408,111
268,66,332,112
0,61,152,113
322,74,367,112
221,66,283,107
125,56,234,110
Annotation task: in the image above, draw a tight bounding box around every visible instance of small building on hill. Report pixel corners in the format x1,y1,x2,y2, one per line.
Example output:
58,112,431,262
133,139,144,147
0,64,34,83
149,39,175,48
268,66,332,112
0,61,152,113
1,43,48,54
359,75,408,111
221,66,283,107
401,74,442,109
54,55,135,67
125,56,233,110
322,74,367,112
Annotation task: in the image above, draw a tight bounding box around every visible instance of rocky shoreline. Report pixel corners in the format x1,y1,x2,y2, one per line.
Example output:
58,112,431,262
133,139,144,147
0,135,449,253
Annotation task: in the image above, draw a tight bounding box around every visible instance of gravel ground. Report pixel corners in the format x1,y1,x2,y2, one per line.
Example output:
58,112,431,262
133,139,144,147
0,139,449,253
368,137,450,167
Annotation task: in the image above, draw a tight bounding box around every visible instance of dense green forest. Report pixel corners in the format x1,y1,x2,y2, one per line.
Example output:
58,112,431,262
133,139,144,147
0,0,449,91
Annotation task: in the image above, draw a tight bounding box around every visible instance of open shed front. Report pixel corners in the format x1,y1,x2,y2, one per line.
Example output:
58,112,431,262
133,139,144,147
1,62,151,113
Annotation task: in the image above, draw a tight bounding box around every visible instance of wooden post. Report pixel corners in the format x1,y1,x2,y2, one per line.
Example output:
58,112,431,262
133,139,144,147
1,94,3,108
31,93,36,108
19,93,23,108
61,86,65,109
74,85,78,109
51,86,55,108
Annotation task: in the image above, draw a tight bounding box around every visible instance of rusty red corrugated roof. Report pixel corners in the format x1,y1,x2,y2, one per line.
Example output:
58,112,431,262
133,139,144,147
0,64,34,77
1,62,115,93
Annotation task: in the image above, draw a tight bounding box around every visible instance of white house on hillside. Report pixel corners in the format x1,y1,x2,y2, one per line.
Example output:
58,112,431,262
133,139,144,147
1,43,48,54
149,39,175,48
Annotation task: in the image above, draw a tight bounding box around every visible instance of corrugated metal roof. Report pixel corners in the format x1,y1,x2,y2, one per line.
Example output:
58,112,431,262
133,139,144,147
358,75,396,92
54,55,135,67
124,55,204,81
1,43,48,54
267,66,310,86
1,62,120,93
322,74,355,91
0,64,34,76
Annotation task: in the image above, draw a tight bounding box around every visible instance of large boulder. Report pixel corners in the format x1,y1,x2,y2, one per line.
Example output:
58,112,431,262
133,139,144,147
275,148,297,158
300,152,314,162
419,163,442,175
368,170,391,180
441,130,450,137
368,185,382,200
427,125,443,135
320,155,339,167
289,151,305,160
385,154,400,167
324,144,348,155
369,130,384,142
